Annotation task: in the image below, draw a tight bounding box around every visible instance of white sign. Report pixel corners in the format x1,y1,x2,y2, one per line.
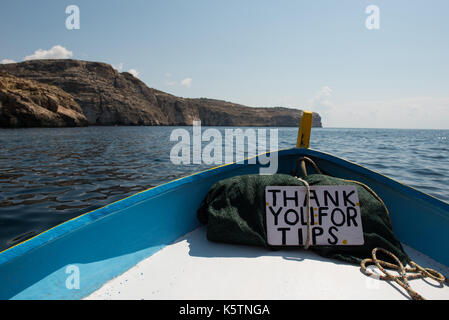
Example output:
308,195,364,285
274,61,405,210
265,185,364,246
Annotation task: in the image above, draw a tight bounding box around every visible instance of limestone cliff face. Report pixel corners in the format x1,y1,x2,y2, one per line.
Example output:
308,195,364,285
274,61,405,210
0,60,322,127
0,73,88,128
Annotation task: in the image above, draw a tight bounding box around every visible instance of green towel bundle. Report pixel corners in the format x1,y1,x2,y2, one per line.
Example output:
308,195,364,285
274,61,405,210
197,173,408,265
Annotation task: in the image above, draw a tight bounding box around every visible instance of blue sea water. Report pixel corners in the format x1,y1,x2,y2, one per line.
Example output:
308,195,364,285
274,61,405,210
0,126,448,252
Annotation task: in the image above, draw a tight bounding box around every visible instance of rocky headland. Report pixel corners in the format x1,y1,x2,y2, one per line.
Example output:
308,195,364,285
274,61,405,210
0,72,88,128
0,59,322,128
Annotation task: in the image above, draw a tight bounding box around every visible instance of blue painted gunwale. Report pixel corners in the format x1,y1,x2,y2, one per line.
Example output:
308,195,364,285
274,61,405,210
0,147,448,300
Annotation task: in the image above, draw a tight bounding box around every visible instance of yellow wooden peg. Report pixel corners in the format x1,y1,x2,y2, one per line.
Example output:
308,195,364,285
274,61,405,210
296,111,313,148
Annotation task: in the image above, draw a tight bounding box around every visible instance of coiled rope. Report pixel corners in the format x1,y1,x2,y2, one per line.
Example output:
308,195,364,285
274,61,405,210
296,176,312,250
361,247,447,300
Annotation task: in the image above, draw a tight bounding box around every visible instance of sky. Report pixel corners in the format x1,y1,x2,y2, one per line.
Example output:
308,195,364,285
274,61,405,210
1,0,448,129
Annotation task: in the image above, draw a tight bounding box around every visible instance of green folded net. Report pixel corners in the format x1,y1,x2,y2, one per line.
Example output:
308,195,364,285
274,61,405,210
197,173,409,265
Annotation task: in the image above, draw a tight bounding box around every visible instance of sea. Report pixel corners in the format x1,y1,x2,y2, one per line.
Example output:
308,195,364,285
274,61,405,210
0,126,448,252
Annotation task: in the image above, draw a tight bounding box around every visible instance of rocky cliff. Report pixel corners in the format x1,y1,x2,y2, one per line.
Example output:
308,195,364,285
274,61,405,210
0,59,322,127
0,72,88,128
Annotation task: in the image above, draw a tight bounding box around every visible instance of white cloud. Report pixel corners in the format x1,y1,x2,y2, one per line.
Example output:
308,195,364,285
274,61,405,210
113,63,124,72
163,72,176,86
1,59,16,64
165,80,177,86
128,69,139,78
308,86,335,113
162,75,193,88
24,45,73,61
303,85,449,128
305,90,449,129
180,77,192,88
331,96,449,129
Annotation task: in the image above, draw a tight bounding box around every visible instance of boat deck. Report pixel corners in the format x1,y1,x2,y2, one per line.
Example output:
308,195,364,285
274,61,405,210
87,226,449,300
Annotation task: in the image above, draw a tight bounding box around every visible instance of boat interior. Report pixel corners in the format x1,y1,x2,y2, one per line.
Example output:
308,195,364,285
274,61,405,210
1,147,448,300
